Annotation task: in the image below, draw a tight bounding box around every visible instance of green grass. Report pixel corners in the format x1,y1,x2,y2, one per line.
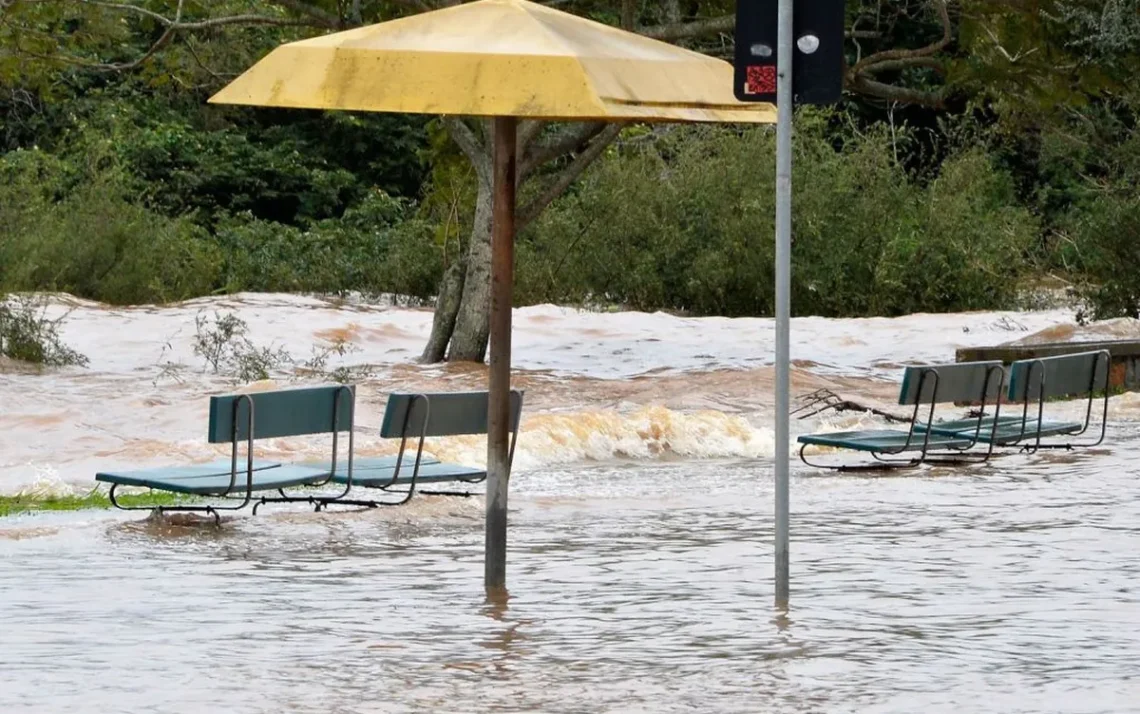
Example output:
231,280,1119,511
0,490,191,517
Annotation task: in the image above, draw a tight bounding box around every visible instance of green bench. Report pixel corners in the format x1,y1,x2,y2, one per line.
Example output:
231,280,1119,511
918,350,1110,452
97,386,526,518
96,384,356,522
292,390,525,510
798,360,1006,471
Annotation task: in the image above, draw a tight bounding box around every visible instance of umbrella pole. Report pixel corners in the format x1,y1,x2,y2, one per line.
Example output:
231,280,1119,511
486,115,517,595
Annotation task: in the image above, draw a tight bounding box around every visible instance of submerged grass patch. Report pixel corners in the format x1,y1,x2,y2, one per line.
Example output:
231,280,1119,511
0,490,190,517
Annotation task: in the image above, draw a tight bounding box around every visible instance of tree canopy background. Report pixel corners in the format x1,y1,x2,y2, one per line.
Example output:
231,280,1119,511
0,0,1137,360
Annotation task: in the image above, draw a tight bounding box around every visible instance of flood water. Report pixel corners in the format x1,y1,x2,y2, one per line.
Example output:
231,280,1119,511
2,294,1139,713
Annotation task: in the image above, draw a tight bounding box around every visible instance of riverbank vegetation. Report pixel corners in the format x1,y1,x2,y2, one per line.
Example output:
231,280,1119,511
1,0,1137,361
0,490,185,517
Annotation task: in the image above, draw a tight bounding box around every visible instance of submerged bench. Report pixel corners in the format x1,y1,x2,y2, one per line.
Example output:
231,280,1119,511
919,349,1110,451
95,384,356,522
294,390,525,510
798,360,1006,472
97,385,526,518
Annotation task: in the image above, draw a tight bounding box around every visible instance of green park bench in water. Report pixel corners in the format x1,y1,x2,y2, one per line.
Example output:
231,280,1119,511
287,389,524,512
916,349,1110,453
797,360,1007,472
95,385,523,521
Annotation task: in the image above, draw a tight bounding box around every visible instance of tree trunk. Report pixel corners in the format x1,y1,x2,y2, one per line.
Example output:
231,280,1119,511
446,170,495,362
419,258,466,363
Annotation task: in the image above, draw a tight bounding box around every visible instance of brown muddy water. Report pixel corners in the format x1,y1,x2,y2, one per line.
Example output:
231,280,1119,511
1,294,1139,713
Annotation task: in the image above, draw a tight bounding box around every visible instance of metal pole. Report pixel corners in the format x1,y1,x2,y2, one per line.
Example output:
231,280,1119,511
774,0,794,609
485,115,517,595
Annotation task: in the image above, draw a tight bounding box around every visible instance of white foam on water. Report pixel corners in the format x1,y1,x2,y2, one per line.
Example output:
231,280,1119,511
10,464,78,499
0,292,1120,494
28,292,1077,379
421,407,777,470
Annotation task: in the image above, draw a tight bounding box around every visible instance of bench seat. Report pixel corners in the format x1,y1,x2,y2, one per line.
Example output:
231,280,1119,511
97,461,330,496
798,429,973,453
917,416,1083,445
326,461,485,487
299,456,485,487
301,454,440,474
95,458,281,484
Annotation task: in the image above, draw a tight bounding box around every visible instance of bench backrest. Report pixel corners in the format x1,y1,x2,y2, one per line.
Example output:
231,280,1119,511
897,361,1004,406
207,384,355,443
1007,350,1109,402
379,390,524,438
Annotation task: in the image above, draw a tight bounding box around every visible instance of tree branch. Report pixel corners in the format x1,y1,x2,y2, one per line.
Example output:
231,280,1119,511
638,14,884,42
841,0,952,108
848,75,945,108
80,0,169,24
13,0,325,72
640,13,734,41
849,0,952,75
517,123,624,232
517,119,546,153
271,0,341,28
442,116,490,181
520,121,607,178
861,57,945,74
79,1,318,30
620,0,636,30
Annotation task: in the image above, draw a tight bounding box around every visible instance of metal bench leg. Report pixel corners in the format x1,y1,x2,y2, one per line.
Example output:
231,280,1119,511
109,484,225,525
799,444,921,472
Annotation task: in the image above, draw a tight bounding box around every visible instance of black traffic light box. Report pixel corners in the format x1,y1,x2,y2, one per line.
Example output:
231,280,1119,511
733,0,846,105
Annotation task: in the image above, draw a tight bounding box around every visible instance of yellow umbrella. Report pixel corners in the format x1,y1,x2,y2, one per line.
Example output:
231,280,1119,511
209,0,774,123
210,0,774,594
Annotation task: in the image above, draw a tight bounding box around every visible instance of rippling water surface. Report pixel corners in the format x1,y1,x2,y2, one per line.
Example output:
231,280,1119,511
2,294,1139,712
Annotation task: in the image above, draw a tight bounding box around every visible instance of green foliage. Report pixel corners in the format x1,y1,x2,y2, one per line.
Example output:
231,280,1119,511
1067,189,1140,319
0,294,87,366
520,118,1037,317
0,0,1137,326
0,152,222,304
119,117,361,225
214,191,439,300
191,310,370,383
874,149,1038,313
0,140,439,304
0,490,189,517
193,310,291,382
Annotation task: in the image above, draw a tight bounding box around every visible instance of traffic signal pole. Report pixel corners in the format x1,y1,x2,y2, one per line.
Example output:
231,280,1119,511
734,0,844,610
773,0,793,611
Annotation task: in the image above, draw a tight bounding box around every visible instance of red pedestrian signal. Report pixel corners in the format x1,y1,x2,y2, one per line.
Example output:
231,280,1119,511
733,0,846,105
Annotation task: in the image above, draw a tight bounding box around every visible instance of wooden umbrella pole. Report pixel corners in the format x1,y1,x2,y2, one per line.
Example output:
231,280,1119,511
485,115,517,594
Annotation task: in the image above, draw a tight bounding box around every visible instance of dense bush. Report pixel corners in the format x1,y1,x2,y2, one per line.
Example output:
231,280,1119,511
1037,116,1140,319
873,148,1039,314
0,149,439,304
517,122,1037,317
0,102,1126,322
214,191,439,300
1069,192,1140,319
0,151,220,304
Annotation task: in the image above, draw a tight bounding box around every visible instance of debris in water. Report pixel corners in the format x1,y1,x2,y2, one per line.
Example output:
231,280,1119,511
792,388,909,423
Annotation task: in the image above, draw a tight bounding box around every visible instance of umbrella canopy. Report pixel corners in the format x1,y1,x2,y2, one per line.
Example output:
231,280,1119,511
208,0,775,123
